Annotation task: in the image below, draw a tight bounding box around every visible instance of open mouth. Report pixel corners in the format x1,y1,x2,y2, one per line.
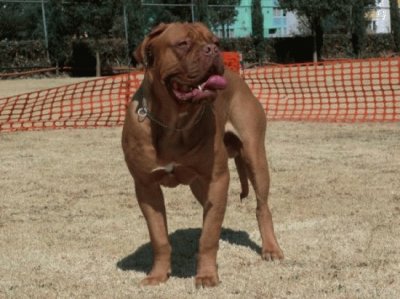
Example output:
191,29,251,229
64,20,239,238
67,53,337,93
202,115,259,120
170,75,227,103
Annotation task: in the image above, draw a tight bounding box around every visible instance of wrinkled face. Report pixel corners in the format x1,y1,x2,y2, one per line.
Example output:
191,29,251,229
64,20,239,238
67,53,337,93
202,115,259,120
135,22,227,103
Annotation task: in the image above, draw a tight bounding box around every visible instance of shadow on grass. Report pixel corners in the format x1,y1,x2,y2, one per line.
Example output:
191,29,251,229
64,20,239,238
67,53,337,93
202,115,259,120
116,227,261,278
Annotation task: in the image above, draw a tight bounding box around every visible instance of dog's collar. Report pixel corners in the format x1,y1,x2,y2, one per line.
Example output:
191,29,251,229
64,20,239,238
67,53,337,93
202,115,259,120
133,85,209,132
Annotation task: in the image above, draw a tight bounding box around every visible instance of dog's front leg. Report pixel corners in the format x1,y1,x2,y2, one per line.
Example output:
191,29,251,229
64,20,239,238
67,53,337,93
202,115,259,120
194,170,229,288
135,182,171,286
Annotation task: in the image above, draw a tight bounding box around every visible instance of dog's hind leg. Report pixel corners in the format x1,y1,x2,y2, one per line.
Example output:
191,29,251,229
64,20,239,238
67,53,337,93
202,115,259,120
241,141,284,261
226,79,284,261
234,155,249,200
190,178,207,206
224,130,249,200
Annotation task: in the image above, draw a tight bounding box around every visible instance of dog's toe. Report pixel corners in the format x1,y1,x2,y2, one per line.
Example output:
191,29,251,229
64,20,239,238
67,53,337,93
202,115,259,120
262,248,284,261
195,273,220,288
139,274,169,286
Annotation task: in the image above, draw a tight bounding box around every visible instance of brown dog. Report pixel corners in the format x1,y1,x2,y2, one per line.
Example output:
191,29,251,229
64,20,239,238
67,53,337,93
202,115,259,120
122,22,283,287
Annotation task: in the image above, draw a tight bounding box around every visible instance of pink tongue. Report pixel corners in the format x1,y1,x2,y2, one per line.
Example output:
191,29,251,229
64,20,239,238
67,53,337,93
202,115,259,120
201,75,227,90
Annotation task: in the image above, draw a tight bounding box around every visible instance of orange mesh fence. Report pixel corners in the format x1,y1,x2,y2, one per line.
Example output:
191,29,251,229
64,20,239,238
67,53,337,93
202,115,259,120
1,56,399,132
245,57,400,122
0,72,141,132
221,52,241,73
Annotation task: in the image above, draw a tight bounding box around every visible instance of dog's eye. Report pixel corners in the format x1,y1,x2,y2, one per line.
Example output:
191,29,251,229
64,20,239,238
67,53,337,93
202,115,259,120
212,36,220,47
176,40,190,49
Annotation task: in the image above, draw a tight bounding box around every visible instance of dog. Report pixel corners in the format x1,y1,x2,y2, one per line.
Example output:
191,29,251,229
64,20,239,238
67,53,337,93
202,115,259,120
122,22,283,288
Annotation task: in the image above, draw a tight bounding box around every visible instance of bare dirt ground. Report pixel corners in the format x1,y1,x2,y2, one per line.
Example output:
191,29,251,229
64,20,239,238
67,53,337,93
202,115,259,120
1,78,399,298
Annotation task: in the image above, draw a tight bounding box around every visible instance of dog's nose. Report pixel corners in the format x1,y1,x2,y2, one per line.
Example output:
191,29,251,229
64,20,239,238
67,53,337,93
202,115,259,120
203,44,219,56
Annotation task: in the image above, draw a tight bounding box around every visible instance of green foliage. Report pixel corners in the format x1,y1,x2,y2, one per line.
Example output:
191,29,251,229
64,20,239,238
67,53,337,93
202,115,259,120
0,3,42,40
47,0,69,65
220,37,258,62
141,0,240,38
278,0,375,59
279,0,349,60
279,0,351,21
47,0,143,65
251,0,263,40
1,0,394,71
196,0,209,25
351,1,367,57
1,0,242,66
60,0,117,40
142,0,193,31
208,0,240,37
251,0,265,62
1,33,397,71
68,38,127,76
0,40,49,70
122,0,144,59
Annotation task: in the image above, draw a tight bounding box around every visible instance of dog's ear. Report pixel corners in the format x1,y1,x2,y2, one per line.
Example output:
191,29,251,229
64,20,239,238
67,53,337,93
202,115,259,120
134,23,169,68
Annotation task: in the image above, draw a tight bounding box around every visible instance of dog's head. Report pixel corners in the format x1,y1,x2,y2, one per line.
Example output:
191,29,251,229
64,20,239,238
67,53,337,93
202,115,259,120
135,22,227,103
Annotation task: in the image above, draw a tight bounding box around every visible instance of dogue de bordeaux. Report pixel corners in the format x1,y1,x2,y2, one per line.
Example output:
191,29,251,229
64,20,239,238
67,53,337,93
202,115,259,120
122,22,283,288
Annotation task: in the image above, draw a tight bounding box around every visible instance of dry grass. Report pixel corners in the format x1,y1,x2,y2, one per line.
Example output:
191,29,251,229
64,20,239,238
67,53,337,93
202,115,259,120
0,78,399,298
0,77,92,98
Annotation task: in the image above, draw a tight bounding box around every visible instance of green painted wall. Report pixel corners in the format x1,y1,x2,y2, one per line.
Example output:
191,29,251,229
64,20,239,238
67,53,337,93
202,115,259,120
229,0,287,37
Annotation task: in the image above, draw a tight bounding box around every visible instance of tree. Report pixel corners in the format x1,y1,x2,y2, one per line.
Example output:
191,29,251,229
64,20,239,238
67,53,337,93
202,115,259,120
47,0,69,66
278,0,344,61
196,0,209,25
251,0,265,63
141,0,239,38
0,3,42,40
351,1,375,57
62,0,118,76
389,0,400,51
0,4,21,40
142,0,193,31
208,0,240,38
279,0,375,61
123,0,144,62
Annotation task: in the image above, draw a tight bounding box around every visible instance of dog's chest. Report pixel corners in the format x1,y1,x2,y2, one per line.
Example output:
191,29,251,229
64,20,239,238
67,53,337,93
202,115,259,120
150,162,198,188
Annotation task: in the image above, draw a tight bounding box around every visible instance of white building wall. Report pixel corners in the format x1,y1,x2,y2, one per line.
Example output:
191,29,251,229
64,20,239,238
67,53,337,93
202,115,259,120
370,0,391,33
284,0,393,35
286,12,300,36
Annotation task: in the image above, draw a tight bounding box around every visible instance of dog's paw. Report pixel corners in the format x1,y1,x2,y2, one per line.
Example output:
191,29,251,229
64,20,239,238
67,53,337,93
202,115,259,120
262,248,284,261
195,273,220,288
139,274,169,286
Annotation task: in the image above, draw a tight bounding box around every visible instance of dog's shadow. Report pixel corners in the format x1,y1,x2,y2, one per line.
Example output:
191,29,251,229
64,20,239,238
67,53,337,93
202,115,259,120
117,228,261,278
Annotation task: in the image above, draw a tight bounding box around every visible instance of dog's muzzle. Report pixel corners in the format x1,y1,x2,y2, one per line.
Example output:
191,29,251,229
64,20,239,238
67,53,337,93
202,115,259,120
171,75,227,102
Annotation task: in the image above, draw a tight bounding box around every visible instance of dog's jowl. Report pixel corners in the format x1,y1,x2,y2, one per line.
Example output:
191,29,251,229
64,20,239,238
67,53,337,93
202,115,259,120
122,22,283,288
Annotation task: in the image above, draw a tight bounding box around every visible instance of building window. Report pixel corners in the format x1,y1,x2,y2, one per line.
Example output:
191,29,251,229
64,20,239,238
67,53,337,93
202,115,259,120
269,28,277,35
273,8,282,17
372,21,377,32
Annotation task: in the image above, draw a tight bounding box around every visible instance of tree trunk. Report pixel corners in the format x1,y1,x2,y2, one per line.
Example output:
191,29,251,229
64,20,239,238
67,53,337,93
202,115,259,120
389,0,400,51
96,51,101,77
351,2,367,57
312,35,318,62
311,17,323,62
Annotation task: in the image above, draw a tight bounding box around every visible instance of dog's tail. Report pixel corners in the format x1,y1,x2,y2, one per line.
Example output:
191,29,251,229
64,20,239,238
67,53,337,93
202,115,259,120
234,155,249,201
